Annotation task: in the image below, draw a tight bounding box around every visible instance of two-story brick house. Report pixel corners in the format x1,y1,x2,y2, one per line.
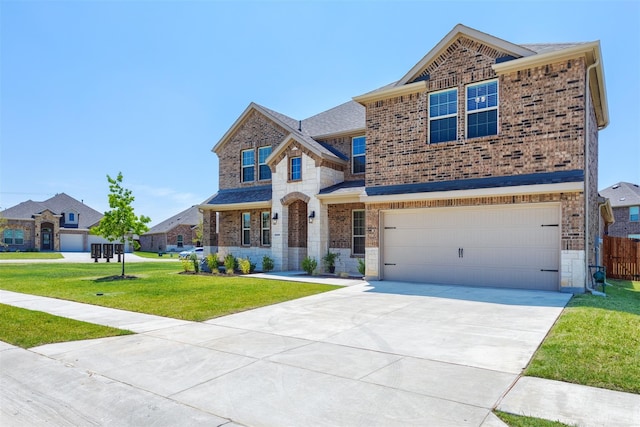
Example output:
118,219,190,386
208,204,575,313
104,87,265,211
201,24,608,292
600,182,640,239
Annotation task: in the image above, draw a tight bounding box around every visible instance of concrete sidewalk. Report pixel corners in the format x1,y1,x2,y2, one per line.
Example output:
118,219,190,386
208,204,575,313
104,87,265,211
1,282,638,426
0,251,177,263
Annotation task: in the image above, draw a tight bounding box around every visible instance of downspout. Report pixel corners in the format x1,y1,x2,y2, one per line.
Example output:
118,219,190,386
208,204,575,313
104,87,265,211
584,57,603,296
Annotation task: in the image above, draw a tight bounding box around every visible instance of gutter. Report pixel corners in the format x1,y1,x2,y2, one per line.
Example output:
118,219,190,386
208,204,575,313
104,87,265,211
585,57,605,297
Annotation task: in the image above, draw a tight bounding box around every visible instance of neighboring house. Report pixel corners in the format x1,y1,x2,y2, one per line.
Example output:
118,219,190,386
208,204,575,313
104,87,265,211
139,205,204,253
200,24,608,293
1,193,110,252
600,182,640,239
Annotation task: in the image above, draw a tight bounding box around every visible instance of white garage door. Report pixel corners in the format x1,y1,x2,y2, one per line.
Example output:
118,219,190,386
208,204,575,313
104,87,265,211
60,233,84,252
382,204,560,291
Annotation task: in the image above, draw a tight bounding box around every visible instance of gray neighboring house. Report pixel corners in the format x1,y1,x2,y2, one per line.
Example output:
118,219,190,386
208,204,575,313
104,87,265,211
139,205,205,253
1,193,108,252
600,182,640,239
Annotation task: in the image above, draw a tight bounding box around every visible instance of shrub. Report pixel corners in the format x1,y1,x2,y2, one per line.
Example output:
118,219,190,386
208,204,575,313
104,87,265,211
190,253,199,273
238,258,251,274
357,258,365,276
206,253,219,273
224,254,236,274
262,255,274,272
301,256,317,275
181,259,192,272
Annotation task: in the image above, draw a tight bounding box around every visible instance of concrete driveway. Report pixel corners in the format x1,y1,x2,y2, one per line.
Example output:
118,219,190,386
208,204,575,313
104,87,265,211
1,281,571,426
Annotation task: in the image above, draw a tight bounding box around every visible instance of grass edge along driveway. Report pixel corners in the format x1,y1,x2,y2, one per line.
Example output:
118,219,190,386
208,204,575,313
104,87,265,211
0,262,340,322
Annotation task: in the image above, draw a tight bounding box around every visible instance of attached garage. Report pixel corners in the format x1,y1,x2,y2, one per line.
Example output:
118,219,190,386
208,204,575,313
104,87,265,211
60,233,84,252
381,203,560,291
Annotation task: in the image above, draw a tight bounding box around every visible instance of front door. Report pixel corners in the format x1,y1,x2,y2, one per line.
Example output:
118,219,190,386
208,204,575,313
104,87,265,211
42,228,52,250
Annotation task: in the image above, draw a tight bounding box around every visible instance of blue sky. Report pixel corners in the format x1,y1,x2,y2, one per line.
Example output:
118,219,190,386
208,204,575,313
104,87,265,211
1,1,639,226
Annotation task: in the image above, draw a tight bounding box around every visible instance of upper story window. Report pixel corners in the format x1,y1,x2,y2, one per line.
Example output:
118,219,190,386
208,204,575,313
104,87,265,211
242,212,251,246
630,206,639,222
241,149,255,182
68,212,75,222
290,157,302,181
258,146,272,181
261,211,271,246
352,136,366,174
3,229,24,245
429,89,458,143
466,80,498,138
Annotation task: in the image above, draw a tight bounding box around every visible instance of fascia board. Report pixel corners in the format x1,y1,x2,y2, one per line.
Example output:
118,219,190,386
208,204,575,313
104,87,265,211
364,181,584,204
398,24,536,86
198,201,271,212
212,103,298,154
316,190,366,204
353,81,428,105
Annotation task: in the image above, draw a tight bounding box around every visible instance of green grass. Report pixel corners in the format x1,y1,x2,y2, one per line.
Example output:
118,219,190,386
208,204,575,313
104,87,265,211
0,262,339,321
526,279,640,394
0,252,63,260
134,251,179,259
0,303,132,348
495,411,574,427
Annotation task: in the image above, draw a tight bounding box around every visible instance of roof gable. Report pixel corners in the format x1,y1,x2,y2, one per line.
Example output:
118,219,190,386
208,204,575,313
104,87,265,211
212,102,298,154
1,193,103,228
144,205,202,235
398,24,535,86
600,182,640,207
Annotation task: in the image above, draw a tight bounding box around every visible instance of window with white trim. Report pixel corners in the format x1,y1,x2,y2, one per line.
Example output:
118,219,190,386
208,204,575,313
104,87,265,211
466,80,498,138
261,212,271,246
241,149,255,182
242,212,251,246
290,157,301,181
352,210,365,255
429,88,457,143
352,136,366,174
630,206,639,222
258,146,272,181
3,229,24,245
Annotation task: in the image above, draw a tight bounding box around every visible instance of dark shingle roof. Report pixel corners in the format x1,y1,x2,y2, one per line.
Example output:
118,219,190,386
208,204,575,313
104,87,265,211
1,193,103,228
367,170,584,197
206,185,272,206
144,206,201,235
319,180,366,195
600,182,640,207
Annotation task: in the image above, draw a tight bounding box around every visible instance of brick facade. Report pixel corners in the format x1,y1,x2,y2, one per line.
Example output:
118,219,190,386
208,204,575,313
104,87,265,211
328,203,365,251
217,110,289,190
608,208,640,238
365,54,587,189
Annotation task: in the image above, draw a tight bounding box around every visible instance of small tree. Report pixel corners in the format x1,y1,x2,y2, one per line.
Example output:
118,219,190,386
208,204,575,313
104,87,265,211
192,219,203,246
91,172,151,277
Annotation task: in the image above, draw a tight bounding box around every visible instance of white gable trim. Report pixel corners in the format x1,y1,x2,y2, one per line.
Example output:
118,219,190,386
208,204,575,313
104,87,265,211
397,24,536,86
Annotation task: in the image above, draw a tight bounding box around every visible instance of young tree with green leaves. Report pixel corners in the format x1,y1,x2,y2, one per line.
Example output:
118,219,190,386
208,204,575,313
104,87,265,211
0,211,7,248
91,172,151,277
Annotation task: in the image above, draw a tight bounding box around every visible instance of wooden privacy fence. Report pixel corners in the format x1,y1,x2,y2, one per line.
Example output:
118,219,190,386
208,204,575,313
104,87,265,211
603,235,640,280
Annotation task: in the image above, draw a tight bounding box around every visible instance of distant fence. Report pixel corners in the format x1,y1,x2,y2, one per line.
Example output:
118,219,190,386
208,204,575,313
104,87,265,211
603,236,640,280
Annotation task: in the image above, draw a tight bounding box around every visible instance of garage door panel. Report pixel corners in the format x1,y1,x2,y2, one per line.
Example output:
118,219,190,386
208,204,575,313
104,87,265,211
382,205,560,291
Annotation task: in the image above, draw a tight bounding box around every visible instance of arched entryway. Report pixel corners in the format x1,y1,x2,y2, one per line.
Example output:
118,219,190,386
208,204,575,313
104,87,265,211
287,199,308,270
41,223,54,251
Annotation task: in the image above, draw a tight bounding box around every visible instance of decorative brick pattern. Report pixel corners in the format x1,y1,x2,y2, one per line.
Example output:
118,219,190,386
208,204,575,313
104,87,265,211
217,110,288,190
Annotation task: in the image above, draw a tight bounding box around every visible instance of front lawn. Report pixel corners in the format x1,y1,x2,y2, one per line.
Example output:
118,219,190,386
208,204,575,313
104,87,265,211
0,252,63,260
495,411,574,427
0,263,339,321
0,303,132,348
526,279,640,394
